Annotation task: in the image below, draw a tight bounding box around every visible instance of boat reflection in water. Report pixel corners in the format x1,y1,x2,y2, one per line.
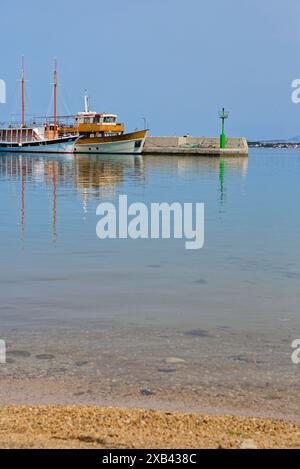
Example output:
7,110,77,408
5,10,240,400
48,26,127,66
0,153,145,241
0,153,248,242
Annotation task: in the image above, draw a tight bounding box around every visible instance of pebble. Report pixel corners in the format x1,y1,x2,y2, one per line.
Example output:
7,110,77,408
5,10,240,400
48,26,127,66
35,354,55,360
165,357,185,364
7,350,31,358
240,438,258,449
140,388,155,396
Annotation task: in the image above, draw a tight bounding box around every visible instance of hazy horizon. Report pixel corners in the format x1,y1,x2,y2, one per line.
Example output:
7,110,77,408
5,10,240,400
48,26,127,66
1,0,300,140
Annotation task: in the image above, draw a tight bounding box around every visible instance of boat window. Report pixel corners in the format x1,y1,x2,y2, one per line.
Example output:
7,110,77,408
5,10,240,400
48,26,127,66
103,116,116,123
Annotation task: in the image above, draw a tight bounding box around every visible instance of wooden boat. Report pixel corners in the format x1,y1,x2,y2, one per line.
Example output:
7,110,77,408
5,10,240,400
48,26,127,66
59,92,148,154
74,129,147,154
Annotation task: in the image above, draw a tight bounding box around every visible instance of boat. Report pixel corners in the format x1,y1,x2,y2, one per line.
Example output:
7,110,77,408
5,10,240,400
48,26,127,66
0,127,78,153
58,92,148,154
74,129,147,154
0,58,78,154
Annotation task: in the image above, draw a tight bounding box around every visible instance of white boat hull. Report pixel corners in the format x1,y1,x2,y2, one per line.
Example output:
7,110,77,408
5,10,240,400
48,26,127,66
0,136,78,153
74,137,145,155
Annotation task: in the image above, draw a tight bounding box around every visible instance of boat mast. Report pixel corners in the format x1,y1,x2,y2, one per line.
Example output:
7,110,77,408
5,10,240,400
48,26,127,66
53,59,57,137
21,56,25,128
84,89,90,113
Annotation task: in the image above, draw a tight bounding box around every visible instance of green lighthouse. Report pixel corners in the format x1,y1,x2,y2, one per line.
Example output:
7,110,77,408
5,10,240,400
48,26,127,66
219,107,229,149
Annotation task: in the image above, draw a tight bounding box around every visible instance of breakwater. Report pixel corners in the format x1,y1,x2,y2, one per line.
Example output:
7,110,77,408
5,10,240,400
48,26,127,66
143,136,248,156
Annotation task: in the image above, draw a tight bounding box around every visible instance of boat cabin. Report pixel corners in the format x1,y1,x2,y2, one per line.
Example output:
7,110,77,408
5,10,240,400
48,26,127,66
0,126,44,143
58,92,125,137
75,112,117,125
59,111,125,137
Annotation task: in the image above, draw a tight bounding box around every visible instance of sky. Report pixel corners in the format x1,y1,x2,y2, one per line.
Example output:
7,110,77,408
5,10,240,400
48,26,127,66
0,0,300,140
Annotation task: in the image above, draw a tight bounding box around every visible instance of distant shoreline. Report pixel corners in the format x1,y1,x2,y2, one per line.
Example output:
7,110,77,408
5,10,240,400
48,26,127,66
248,141,300,149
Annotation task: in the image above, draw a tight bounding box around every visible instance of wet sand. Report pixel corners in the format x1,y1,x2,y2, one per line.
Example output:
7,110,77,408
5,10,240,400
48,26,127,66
0,405,299,449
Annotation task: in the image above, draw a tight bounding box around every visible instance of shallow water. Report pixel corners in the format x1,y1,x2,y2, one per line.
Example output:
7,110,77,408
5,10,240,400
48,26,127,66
0,150,299,418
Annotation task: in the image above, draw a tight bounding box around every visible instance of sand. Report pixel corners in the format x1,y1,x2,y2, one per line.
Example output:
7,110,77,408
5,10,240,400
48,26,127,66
0,405,299,449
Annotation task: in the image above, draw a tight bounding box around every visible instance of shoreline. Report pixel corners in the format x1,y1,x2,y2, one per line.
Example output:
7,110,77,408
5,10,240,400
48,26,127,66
0,404,299,449
1,375,299,425
2,321,299,426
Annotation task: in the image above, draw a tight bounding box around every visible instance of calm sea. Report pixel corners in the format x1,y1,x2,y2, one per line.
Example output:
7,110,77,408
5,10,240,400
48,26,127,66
0,149,299,416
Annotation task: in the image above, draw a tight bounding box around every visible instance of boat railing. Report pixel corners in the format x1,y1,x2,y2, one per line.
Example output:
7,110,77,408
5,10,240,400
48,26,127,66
0,126,41,143
0,116,75,128
0,122,27,129
0,136,37,143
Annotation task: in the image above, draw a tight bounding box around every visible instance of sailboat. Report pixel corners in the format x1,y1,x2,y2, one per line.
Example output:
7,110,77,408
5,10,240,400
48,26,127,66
0,59,78,153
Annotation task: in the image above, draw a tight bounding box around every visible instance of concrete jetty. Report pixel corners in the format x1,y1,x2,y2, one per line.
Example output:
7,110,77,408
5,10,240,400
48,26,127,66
143,136,248,157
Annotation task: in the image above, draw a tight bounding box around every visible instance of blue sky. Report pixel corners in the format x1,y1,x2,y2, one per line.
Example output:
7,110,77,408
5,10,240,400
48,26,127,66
0,0,300,139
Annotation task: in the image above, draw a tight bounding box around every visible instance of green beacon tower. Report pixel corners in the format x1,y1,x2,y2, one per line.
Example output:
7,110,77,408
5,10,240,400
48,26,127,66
219,107,229,149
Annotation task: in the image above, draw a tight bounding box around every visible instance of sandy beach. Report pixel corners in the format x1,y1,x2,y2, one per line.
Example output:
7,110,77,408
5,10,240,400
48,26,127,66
0,405,299,449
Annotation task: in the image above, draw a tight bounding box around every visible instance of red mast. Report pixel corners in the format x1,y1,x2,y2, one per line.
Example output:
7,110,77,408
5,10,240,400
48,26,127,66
21,56,25,128
53,59,57,138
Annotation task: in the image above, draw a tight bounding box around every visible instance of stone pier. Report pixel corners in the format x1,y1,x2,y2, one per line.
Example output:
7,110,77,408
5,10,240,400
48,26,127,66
143,136,248,156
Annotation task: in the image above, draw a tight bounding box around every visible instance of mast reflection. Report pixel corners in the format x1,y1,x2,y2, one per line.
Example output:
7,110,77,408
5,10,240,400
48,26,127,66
0,153,145,242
